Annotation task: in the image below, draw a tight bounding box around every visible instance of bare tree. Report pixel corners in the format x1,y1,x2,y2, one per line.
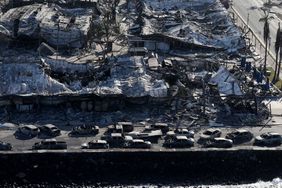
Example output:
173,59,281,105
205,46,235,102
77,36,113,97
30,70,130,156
89,0,121,59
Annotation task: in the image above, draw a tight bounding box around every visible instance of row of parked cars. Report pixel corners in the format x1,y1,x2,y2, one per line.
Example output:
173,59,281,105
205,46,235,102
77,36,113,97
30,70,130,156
28,130,282,150
192,128,281,148
0,139,67,151
14,124,61,138
14,124,100,139
2,122,282,151
80,129,282,149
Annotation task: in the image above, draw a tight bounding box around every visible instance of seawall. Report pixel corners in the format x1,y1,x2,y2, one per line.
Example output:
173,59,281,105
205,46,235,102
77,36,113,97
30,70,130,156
0,149,281,185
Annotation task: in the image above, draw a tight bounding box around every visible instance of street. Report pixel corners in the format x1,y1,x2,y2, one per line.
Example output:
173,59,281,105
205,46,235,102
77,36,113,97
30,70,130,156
232,0,281,57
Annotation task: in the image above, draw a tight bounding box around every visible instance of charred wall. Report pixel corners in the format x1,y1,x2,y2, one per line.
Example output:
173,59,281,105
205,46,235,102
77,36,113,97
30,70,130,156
0,95,171,112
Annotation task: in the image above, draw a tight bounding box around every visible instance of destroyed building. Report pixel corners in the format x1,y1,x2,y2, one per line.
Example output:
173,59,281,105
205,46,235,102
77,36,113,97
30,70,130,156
125,0,245,54
0,3,94,48
0,0,272,126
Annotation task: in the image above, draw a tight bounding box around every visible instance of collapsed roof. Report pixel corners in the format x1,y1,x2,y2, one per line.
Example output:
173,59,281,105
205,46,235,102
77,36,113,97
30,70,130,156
0,3,93,48
140,0,244,52
209,66,243,96
0,62,70,95
86,56,168,97
0,54,168,97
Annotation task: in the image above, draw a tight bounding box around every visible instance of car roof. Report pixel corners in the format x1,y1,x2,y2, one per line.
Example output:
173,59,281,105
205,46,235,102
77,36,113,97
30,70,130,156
177,128,188,131
21,125,38,129
235,129,248,133
116,125,123,129
117,122,132,125
43,138,57,142
108,125,115,128
206,128,219,132
264,132,280,136
214,137,230,141
44,124,56,128
149,130,162,136
176,136,188,140
90,140,107,144
166,131,175,135
127,131,140,135
125,136,133,140
111,133,122,137
154,123,168,126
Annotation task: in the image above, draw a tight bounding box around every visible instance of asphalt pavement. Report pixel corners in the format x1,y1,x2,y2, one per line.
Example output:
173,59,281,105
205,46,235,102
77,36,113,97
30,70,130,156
232,0,280,56
231,0,282,80
2,115,282,152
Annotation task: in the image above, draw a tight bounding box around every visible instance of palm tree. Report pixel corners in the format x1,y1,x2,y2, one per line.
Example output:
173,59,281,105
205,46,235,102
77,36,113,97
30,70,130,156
273,22,281,82
259,8,274,75
277,31,282,81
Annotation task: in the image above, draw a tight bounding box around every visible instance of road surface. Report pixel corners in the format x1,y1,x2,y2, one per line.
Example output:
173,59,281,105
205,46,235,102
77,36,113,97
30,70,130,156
231,0,282,80
1,106,282,152
232,0,281,57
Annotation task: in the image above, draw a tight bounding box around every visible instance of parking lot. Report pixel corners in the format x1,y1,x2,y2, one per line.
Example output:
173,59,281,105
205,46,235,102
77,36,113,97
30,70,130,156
1,116,282,152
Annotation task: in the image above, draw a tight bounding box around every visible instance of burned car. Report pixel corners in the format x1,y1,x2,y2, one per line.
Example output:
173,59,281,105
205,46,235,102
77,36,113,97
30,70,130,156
106,124,123,134
164,131,176,141
143,123,169,134
198,129,221,144
226,129,253,144
39,124,61,137
32,139,67,150
254,132,282,147
117,122,134,132
163,136,194,148
0,141,12,151
69,125,99,136
126,129,162,143
203,138,233,148
125,139,151,149
174,128,195,138
81,140,109,149
102,133,133,148
15,125,39,138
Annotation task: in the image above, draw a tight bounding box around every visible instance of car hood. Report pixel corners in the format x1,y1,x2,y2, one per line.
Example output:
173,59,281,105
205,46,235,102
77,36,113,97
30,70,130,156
200,134,211,139
81,143,88,147
255,136,263,141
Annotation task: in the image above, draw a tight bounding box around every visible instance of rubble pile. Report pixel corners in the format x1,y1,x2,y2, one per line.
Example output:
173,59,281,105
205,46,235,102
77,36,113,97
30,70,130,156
209,66,243,96
0,62,70,95
0,0,275,127
89,56,168,97
132,0,245,52
0,3,93,48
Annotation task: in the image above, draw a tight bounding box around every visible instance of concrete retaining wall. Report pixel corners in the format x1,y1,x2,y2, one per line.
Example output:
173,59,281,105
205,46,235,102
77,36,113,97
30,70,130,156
0,149,282,184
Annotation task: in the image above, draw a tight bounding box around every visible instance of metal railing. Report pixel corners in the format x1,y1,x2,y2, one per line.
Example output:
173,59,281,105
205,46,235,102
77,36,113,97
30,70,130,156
230,7,276,63
229,6,281,93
